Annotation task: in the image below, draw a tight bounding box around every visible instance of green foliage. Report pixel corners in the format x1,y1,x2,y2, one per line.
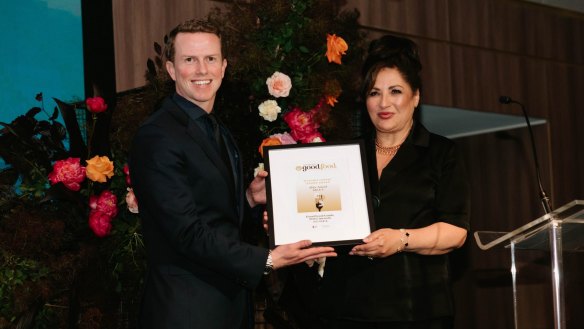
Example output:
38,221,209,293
0,97,68,198
0,251,49,324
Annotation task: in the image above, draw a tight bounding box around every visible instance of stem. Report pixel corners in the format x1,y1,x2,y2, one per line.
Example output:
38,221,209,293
87,113,97,158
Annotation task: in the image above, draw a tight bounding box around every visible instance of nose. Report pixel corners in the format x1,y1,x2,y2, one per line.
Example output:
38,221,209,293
380,91,391,108
195,61,208,75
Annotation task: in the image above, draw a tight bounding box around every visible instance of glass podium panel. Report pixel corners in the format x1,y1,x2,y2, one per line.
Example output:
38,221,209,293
474,200,584,329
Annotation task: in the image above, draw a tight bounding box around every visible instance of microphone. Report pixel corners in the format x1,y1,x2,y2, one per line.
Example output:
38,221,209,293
499,96,552,214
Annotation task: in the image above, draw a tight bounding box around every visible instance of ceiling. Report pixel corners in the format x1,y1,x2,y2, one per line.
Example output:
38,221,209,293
524,0,584,14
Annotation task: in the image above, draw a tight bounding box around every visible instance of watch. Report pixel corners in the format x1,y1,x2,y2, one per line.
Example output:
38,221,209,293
263,250,274,275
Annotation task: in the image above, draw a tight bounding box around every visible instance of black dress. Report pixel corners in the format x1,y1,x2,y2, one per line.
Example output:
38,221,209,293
315,121,470,327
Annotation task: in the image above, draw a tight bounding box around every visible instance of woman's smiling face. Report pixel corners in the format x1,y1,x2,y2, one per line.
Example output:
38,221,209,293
366,67,419,135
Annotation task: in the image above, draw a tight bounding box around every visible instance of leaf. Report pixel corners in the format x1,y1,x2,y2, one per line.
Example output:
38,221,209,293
50,121,67,141
26,107,41,118
146,59,156,76
50,107,59,121
154,42,162,56
53,98,87,158
298,46,309,54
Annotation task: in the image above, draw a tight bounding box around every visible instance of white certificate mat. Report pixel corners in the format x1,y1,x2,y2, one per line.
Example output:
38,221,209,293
264,141,374,248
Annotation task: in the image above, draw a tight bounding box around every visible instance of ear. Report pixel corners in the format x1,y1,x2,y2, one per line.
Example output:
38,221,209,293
166,61,176,81
221,58,227,78
413,89,420,108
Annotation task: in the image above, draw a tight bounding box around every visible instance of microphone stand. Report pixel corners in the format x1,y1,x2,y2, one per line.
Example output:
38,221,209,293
499,96,552,214
500,97,565,329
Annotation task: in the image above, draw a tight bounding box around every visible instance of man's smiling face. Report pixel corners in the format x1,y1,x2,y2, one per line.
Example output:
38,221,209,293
166,32,227,113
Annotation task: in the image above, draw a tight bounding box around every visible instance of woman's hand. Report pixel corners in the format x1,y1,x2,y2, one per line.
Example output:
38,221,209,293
349,223,468,258
349,228,402,258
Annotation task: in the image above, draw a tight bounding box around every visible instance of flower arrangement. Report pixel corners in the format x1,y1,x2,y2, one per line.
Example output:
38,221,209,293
205,0,367,175
0,94,144,327
44,96,138,238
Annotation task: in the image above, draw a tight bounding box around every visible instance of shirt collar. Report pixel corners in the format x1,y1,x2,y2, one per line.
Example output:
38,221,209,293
172,93,208,122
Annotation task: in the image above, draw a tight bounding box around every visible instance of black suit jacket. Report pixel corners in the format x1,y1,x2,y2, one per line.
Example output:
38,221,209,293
129,96,268,329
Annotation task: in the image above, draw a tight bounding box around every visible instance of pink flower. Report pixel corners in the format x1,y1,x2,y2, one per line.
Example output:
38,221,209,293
271,132,297,145
89,210,113,238
90,190,118,218
48,157,86,191
266,72,292,98
125,188,139,214
85,96,108,113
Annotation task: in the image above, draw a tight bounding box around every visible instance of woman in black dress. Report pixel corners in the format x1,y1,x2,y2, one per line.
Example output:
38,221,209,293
316,34,471,329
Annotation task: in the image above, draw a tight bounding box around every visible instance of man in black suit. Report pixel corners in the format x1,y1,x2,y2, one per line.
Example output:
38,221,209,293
129,19,336,329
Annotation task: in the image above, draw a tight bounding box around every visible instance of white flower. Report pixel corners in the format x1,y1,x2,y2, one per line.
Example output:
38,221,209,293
309,136,325,143
266,71,292,98
253,163,265,177
258,100,281,122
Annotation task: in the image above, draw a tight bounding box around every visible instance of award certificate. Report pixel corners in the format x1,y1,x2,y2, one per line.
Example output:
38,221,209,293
264,141,374,247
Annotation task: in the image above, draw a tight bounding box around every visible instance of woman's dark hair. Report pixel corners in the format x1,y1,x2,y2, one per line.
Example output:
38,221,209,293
360,35,422,100
358,35,423,135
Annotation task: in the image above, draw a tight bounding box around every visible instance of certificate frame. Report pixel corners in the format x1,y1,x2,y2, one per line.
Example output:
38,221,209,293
264,140,375,248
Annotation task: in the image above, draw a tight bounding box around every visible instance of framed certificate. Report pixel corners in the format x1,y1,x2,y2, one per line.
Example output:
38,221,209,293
264,140,375,248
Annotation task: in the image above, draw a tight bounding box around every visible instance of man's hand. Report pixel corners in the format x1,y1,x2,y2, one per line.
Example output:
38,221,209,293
246,170,268,208
271,240,336,270
262,210,269,233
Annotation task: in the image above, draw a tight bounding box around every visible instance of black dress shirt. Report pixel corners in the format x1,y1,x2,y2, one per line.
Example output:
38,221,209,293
317,121,470,322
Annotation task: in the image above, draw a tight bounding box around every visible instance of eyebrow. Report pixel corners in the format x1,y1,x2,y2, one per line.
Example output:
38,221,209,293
371,84,403,89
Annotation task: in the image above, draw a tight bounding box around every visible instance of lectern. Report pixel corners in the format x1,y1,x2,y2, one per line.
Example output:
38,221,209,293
474,200,584,329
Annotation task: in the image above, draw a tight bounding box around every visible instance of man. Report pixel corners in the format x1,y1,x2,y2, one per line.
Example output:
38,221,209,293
129,19,336,329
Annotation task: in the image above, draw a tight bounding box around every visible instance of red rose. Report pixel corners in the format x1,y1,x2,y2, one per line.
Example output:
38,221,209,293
89,210,113,238
283,107,319,137
85,96,108,113
48,157,86,191
123,163,131,186
91,190,118,218
283,107,323,143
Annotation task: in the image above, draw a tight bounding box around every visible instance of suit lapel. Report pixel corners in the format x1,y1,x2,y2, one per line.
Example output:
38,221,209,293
165,102,235,191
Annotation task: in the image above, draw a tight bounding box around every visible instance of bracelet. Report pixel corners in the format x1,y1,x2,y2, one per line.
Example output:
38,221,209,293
396,228,410,253
263,250,274,275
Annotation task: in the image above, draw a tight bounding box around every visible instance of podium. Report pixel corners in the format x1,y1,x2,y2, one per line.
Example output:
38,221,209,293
474,200,584,329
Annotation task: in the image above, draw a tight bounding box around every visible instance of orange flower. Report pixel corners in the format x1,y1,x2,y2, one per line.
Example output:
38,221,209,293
324,79,342,107
258,137,282,158
86,155,114,183
325,34,348,65
325,95,338,107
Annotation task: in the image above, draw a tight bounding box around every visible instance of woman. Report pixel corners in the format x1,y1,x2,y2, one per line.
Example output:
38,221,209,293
316,35,470,329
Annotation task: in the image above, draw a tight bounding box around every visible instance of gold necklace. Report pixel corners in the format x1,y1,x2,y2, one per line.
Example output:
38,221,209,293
376,121,413,157
375,139,402,156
